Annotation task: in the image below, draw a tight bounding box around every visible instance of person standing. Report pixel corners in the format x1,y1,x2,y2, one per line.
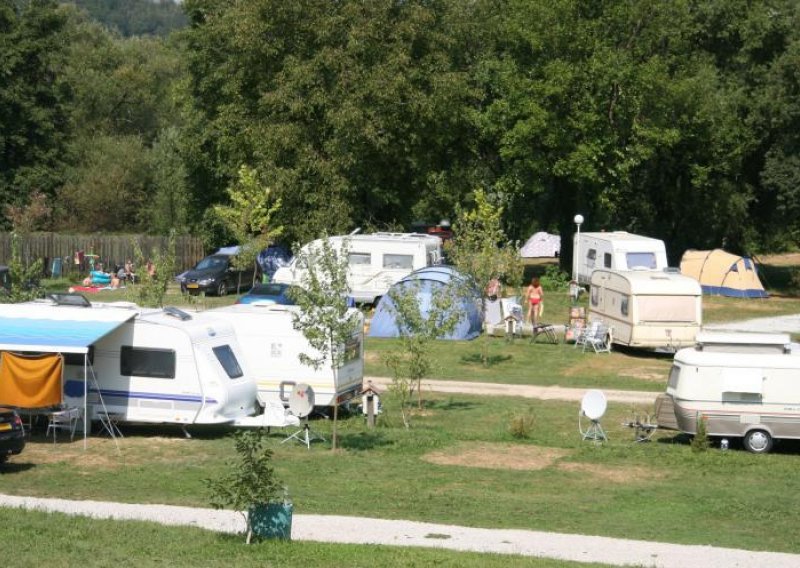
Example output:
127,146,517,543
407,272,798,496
524,276,544,326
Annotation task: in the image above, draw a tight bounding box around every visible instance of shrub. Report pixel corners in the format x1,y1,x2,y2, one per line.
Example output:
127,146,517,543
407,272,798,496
509,408,536,439
691,415,710,453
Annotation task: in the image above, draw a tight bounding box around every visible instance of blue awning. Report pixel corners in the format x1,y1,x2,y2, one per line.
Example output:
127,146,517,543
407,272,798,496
0,303,136,354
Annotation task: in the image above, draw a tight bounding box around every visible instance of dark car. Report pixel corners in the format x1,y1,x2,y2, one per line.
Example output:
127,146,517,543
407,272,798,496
235,282,300,305
179,254,257,296
0,407,25,463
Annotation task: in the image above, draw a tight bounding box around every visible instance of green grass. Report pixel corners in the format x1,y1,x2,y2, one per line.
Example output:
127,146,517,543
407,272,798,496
2,508,605,568
4,393,800,554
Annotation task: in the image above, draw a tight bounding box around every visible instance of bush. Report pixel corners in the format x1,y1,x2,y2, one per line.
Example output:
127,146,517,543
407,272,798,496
509,408,536,439
540,264,570,292
691,415,710,453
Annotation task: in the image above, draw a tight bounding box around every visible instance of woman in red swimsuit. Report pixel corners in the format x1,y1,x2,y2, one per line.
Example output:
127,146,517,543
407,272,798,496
524,276,544,326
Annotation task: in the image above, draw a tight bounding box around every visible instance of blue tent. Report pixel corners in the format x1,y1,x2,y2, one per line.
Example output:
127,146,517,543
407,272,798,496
368,266,482,340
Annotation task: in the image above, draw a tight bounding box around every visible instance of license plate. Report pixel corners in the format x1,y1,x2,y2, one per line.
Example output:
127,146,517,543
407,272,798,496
187,283,199,289
0,423,11,431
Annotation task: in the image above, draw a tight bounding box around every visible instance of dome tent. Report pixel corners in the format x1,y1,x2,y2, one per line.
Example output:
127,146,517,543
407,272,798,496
368,266,482,340
679,249,767,299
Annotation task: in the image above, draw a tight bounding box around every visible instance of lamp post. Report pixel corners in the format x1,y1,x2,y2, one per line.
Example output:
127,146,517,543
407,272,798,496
573,214,584,282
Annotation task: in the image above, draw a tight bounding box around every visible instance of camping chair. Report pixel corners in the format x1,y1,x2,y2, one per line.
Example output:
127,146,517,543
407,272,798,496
46,406,82,443
583,323,612,353
574,321,599,350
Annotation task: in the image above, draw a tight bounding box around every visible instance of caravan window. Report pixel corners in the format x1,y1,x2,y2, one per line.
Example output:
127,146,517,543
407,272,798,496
383,254,413,270
120,346,176,379
626,252,657,269
620,295,629,316
603,253,612,268
590,285,599,307
349,252,371,266
213,345,244,379
586,249,596,269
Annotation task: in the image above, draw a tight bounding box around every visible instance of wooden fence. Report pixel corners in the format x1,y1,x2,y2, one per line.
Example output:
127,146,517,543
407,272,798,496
0,233,206,276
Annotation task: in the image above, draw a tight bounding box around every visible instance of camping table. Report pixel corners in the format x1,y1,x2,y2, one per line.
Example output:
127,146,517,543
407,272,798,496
530,324,558,344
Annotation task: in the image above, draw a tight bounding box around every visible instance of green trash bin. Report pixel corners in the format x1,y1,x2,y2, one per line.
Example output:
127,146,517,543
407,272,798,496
248,502,293,540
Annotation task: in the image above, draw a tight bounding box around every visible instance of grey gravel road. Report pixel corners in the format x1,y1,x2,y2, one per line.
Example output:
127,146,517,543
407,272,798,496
2,494,799,567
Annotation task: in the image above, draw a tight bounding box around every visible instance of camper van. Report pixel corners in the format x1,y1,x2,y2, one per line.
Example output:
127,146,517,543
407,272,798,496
208,303,364,408
273,232,443,304
655,332,800,453
588,269,702,350
573,231,668,285
0,297,259,427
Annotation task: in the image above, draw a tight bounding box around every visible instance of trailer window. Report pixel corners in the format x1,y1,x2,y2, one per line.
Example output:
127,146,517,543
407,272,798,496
667,365,680,389
586,249,596,269
339,336,361,366
590,285,599,307
383,254,413,269
349,252,371,266
213,345,244,379
620,295,629,316
603,253,612,268
626,252,657,269
120,346,176,379
638,296,696,322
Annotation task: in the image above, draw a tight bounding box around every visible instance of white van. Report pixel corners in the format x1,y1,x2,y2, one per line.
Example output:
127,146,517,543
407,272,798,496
655,332,800,453
573,231,668,285
273,232,443,304
588,269,702,350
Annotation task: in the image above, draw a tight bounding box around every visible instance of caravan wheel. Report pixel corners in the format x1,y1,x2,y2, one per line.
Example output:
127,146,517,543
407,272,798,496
743,429,773,454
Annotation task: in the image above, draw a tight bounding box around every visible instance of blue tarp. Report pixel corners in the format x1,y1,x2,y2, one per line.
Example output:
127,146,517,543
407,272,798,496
368,266,482,340
257,246,292,281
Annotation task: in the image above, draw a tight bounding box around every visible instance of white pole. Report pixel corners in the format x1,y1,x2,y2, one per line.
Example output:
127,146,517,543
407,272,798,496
573,214,584,282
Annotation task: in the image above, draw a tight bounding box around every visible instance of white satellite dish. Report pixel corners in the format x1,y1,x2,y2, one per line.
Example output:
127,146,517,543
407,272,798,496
288,383,315,418
282,384,324,449
581,390,607,421
579,389,608,443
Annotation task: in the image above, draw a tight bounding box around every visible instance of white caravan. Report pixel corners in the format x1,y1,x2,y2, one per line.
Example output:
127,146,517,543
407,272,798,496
0,297,259,428
573,231,668,285
208,303,364,408
273,232,443,303
588,269,702,350
655,331,800,453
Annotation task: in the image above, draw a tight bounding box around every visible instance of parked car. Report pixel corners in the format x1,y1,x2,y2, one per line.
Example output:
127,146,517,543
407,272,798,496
0,407,25,464
178,254,258,296
235,283,300,305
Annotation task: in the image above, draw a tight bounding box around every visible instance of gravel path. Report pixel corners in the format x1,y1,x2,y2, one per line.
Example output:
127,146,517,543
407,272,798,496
704,314,800,335
2,494,799,567
365,377,658,405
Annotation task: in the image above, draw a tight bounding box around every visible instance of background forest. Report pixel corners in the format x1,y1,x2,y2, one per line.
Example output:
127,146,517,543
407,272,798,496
2,0,799,265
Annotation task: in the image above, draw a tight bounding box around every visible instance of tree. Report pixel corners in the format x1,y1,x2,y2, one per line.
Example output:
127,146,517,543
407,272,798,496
289,236,360,451
213,165,284,291
126,230,177,308
382,279,462,426
446,189,522,362
0,233,42,304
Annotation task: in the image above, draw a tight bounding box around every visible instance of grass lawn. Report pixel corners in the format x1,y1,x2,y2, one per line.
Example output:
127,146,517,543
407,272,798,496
4,392,800,554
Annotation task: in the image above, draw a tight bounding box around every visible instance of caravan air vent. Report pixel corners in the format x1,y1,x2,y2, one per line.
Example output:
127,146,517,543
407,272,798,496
164,306,192,321
49,293,91,307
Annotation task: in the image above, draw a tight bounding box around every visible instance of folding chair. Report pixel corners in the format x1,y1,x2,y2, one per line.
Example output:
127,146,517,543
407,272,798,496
46,407,81,443
583,323,612,353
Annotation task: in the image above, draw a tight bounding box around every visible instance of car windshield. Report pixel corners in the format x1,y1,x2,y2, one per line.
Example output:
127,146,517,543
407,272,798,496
250,284,289,296
195,256,227,270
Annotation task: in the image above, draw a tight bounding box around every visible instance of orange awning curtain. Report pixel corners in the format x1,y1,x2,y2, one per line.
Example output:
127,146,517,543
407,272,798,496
0,351,64,408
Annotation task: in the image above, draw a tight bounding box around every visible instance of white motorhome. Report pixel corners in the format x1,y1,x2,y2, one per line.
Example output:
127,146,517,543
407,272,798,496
0,297,258,427
208,303,364,408
655,332,800,453
573,231,668,285
273,232,442,304
588,269,702,350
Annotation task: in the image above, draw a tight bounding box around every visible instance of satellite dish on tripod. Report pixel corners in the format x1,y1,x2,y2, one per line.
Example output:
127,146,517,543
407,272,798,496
579,389,608,443
281,384,325,449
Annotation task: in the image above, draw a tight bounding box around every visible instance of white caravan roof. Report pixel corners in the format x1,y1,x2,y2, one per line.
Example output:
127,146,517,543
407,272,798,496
591,270,701,295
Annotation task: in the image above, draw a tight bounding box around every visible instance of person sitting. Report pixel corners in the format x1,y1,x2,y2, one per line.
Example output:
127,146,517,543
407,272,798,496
124,259,136,283
485,276,502,301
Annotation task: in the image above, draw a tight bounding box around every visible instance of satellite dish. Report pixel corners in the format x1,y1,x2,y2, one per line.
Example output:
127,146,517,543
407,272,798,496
288,383,315,418
581,390,607,421
579,390,608,443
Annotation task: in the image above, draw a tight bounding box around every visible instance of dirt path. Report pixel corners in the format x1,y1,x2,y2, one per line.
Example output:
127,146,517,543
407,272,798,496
364,376,658,405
